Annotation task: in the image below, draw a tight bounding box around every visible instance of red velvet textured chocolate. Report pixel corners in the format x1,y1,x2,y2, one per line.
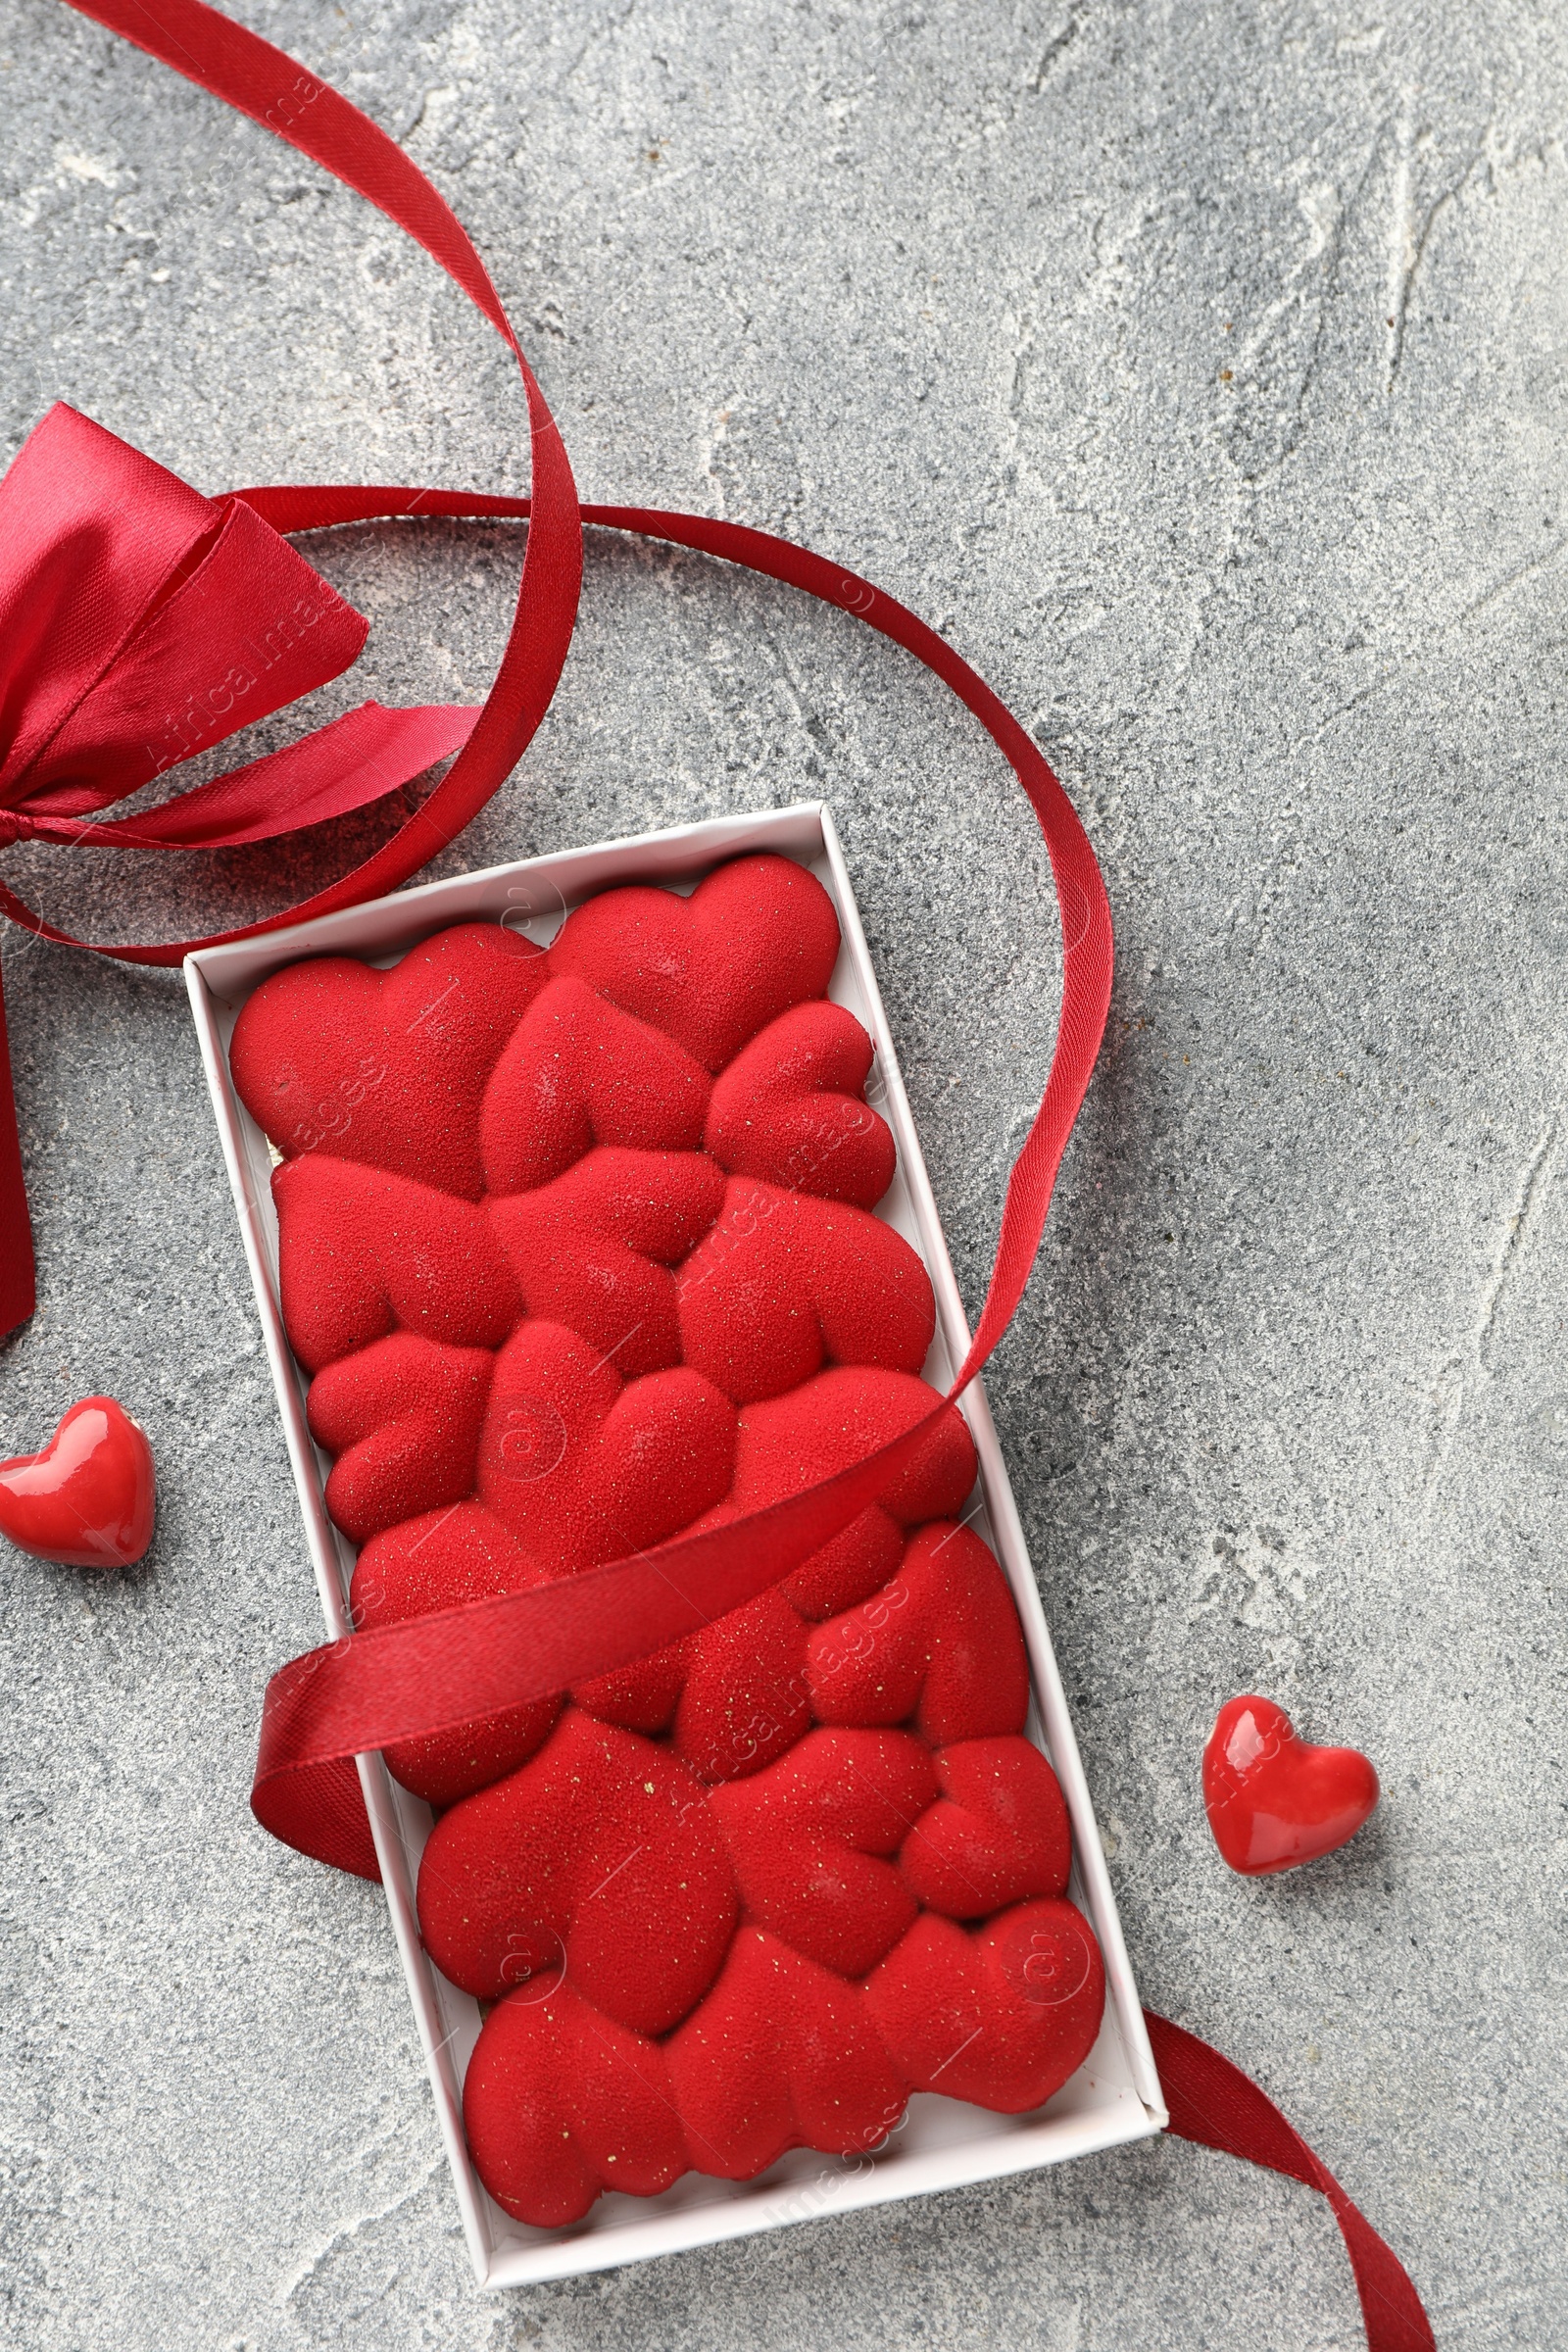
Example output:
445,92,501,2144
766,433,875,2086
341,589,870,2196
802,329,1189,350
234,853,1104,2224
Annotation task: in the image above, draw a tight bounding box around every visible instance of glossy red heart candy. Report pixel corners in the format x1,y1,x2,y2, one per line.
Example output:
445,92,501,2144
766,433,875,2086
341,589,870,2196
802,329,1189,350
0,1396,155,1568
1202,1694,1379,1876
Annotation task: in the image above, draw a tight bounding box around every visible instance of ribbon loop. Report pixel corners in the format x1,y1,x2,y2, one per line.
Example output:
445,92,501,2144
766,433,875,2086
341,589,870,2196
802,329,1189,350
0,405,474,827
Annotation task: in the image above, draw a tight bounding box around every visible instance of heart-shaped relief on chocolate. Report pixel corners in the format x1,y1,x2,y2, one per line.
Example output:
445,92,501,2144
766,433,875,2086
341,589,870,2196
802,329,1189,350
549,854,843,1071
463,1983,688,2226
704,1001,896,1207
708,1727,938,1975
417,1707,738,2034
479,978,712,1194
273,1157,518,1375
351,1501,562,1805
897,1736,1071,1918
475,1321,736,1574
808,1521,1032,1744
307,1334,494,1544
487,1147,725,1379
232,922,548,1198
719,1364,979,1619
677,1179,936,1403
864,1896,1105,2113
664,1928,908,2180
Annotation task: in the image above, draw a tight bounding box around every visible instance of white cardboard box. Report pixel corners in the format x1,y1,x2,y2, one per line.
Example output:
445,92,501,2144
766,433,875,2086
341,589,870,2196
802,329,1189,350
185,800,1164,2287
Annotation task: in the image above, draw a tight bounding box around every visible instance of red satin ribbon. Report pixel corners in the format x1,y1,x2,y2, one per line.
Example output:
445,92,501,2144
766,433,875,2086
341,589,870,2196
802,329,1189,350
1146,2015,1436,2352
19,5,1436,2341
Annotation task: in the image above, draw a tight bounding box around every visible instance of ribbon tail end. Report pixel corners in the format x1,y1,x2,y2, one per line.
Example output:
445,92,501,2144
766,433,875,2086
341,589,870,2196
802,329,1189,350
252,1755,382,1884
0,962,36,1337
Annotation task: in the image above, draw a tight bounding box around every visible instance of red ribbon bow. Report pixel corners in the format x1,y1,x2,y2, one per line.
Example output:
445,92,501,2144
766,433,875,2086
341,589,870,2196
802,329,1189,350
0,404,497,1329
0,5,1436,2341
0,0,584,1334
0,402,479,848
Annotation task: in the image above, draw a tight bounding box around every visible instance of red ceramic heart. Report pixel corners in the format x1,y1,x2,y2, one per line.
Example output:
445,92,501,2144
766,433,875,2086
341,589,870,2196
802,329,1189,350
1202,1694,1379,1876
0,1396,155,1568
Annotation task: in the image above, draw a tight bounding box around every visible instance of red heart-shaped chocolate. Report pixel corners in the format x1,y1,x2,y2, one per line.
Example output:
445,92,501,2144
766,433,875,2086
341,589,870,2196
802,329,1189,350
307,1335,495,1544
864,1896,1104,2114
718,1364,978,1620
664,1927,907,2179
487,1148,725,1379
708,1728,937,1975
235,875,1111,2228
463,1982,687,2226
230,922,548,1199
704,1002,896,1207
670,1586,812,1781
417,1707,738,2033
480,978,712,1194
808,1521,1031,1744
273,1157,519,1376
678,1177,935,1404
476,1321,735,1574
549,854,843,1072
350,1502,562,1804
897,1736,1071,1919
1202,1694,1379,1876
0,1396,155,1569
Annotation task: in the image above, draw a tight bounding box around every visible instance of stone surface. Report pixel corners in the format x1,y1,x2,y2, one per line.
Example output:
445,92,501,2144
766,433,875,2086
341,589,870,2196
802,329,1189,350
1,0,1564,2343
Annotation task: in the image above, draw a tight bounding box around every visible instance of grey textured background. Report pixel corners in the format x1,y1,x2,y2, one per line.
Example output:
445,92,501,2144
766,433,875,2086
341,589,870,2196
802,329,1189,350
0,0,1563,2343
